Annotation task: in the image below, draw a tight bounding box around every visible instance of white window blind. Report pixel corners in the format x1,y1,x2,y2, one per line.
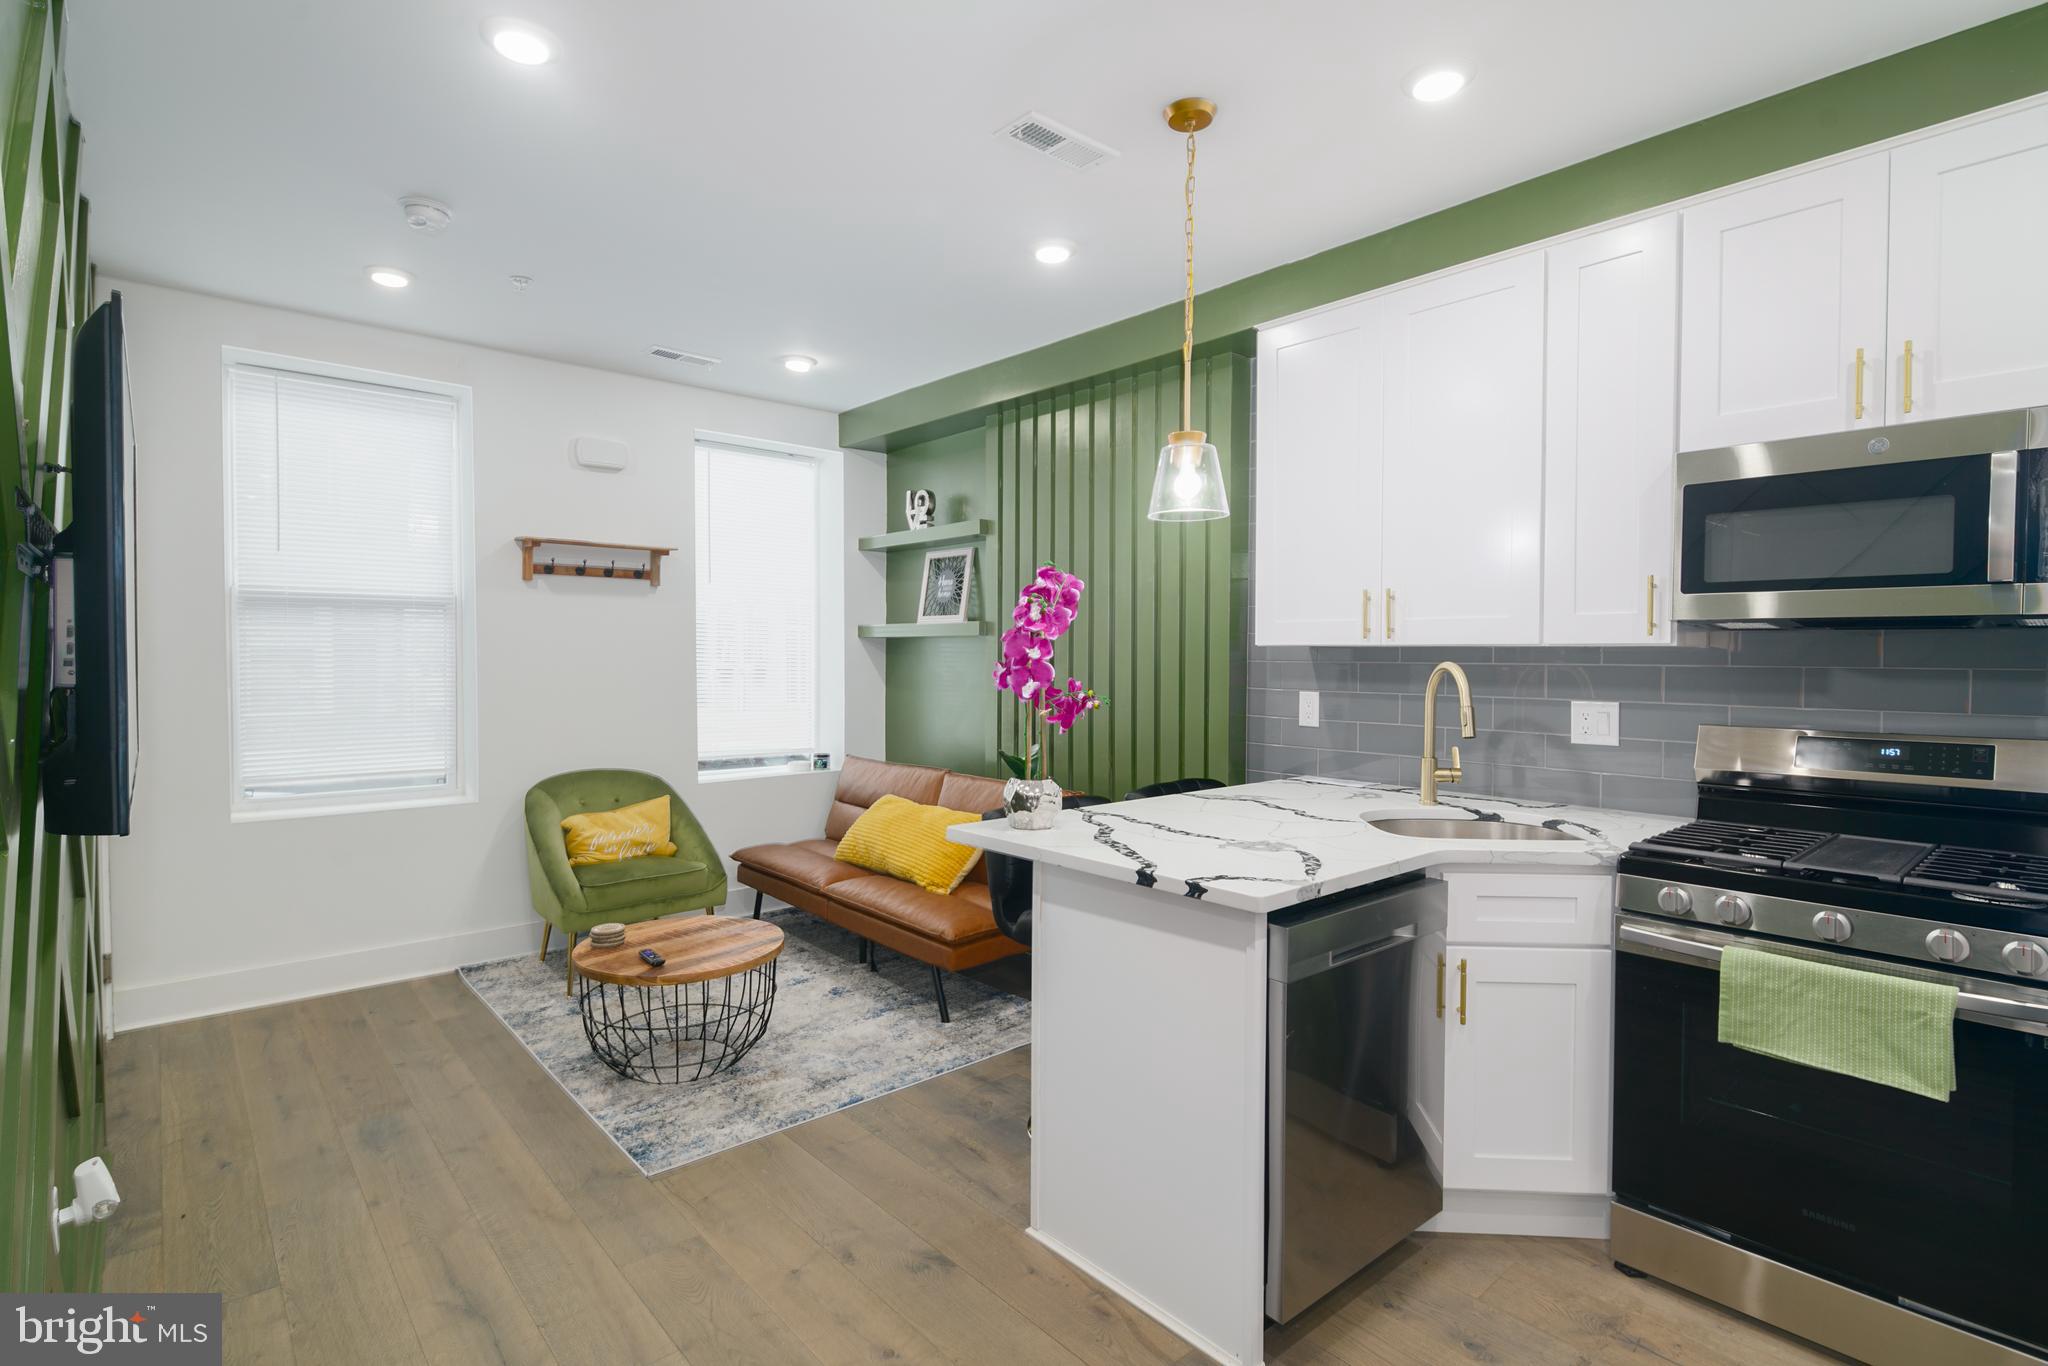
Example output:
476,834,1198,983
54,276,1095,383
695,442,820,772
225,359,473,811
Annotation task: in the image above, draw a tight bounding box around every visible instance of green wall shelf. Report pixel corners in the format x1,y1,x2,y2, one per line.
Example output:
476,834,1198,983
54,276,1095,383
857,519,992,553
857,621,993,639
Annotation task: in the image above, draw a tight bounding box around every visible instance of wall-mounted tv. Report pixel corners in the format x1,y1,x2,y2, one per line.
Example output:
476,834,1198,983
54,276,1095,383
43,291,137,836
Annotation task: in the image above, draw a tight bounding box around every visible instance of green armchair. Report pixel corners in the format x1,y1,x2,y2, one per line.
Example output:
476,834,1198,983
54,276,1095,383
524,769,728,993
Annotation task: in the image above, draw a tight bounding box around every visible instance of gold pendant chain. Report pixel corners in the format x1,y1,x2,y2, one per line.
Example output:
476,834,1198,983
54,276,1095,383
1181,127,1197,434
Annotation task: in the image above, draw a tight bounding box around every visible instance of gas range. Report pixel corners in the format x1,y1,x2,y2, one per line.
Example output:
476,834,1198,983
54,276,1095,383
1611,724,2048,1366
1617,727,2048,986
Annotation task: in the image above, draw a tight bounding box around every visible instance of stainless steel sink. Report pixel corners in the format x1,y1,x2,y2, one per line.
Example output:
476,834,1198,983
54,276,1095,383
1367,817,1581,842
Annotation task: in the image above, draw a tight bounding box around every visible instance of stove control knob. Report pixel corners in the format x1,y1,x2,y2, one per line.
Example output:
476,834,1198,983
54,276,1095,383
2003,940,2048,977
1711,893,1752,927
1656,886,1693,916
1924,928,1972,964
1812,910,1853,943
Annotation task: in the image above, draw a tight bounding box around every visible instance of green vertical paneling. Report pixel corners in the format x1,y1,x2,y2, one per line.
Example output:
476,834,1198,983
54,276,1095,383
1,0,103,1294
1129,367,1159,792
1087,380,1113,791
884,352,1249,800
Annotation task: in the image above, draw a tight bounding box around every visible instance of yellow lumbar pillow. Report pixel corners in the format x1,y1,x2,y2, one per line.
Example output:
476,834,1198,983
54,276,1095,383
561,795,679,866
834,793,984,895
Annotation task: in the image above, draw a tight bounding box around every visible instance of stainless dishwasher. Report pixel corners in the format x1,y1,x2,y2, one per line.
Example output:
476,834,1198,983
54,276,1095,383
1265,875,1444,1323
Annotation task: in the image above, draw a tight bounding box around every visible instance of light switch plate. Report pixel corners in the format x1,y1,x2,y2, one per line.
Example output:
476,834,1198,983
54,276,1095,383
1569,700,1620,747
1298,691,1320,728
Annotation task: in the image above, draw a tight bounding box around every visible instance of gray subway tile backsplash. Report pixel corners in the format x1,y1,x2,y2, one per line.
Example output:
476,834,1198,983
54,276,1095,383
1805,666,1971,714
1245,624,2048,820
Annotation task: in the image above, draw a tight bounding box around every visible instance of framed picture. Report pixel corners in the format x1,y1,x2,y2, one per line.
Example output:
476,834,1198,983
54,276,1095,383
917,548,974,624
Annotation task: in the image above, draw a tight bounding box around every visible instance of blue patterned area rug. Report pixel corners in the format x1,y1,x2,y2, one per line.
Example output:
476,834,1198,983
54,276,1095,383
457,909,1031,1175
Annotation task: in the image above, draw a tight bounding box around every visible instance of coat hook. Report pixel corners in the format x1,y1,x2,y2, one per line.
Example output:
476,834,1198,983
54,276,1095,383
608,559,617,578
577,559,588,576
547,557,556,573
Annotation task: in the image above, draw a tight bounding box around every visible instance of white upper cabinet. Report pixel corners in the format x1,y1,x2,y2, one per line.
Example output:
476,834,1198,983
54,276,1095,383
1543,216,1679,644
1379,253,1546,646
1254,298,1384,645
1888,106,2048,423
1679,156,1890,450
1254,100,2048,649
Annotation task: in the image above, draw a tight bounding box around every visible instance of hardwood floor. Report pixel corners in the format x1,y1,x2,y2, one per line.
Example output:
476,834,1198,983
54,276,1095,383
101,974,1842,1365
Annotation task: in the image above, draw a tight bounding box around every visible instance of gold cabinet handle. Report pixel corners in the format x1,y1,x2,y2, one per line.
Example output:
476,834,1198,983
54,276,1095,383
1386,589,1396,639
1361,589,1372,640
1646,574,1657,637
1435,953,1445,1019
1457,957,1468,1025
1903,339,1915,414
1853,346,1865,420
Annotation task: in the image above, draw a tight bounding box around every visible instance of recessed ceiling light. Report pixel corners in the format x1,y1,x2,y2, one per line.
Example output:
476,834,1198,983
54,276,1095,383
1034,240,1075,266
1408,68,1468,103
781,355,817,374
366,266,412,290
484,19,555,65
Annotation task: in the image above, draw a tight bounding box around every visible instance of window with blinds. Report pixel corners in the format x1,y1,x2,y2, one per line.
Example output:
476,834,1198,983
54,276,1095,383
695,441,821,774
224,354,475,815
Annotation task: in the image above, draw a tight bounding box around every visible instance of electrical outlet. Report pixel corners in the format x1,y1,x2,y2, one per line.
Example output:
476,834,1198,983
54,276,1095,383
1298,691,1320,728
1569,700,1620,747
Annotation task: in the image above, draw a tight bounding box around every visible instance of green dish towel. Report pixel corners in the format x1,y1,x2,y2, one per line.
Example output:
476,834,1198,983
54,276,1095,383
1717,945,1958,1101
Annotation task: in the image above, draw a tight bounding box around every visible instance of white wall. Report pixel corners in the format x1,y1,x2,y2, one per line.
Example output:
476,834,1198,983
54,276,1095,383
104,279,884,1028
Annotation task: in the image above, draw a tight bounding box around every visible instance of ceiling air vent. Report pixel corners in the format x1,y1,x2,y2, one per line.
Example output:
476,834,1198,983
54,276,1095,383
648,346,719,367
998,111,1119,172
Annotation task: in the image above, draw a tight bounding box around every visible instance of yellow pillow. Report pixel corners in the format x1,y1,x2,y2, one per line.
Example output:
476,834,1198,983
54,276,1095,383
833,793,984,895
560,795,679,866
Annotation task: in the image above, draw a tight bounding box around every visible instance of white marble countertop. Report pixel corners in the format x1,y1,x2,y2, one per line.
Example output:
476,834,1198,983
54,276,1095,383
947,776,1681,914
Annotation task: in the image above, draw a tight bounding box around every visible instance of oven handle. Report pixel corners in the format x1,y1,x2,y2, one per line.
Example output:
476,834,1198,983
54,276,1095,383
1615,919,2048,1035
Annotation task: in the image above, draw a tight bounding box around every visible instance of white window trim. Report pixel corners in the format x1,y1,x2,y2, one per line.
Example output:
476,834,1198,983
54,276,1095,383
220,346,480,821
693,429,847,782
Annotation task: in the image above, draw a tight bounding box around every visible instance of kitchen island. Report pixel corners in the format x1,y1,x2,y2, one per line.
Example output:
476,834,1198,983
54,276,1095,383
947,776,1673,1366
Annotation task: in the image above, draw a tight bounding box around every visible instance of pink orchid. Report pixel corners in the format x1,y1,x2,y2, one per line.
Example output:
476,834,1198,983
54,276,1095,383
992,563,1107,778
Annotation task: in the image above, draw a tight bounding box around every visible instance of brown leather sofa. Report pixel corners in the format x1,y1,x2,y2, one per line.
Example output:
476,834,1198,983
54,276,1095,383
729,756,1012,1022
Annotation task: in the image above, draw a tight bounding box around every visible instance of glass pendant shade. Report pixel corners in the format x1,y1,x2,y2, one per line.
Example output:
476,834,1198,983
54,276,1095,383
1147,429,1228,522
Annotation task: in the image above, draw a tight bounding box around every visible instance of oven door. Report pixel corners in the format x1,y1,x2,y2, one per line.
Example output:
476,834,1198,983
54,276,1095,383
1613,919,2048,1354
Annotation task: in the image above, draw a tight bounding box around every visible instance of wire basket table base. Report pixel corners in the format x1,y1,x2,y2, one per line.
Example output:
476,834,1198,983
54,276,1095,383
579,960,777,1083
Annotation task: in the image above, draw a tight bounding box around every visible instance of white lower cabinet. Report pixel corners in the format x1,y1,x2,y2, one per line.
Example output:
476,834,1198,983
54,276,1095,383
1440,944,1612,1194
1412,871,1615,1235
1408,926,1449,1175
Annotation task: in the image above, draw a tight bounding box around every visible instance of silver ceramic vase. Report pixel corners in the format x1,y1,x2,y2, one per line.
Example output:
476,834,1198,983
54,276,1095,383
1002,776,1062,830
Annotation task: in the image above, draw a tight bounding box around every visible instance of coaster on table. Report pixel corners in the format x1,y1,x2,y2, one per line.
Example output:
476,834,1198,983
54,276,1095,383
588,921,626,948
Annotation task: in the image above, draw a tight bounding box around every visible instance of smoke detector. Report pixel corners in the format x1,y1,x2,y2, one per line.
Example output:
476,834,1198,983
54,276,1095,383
400,196,453,233
649,346,720,368
997,111,1119,172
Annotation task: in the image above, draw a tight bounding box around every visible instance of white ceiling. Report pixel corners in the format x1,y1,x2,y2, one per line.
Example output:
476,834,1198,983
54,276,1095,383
69,1,2029,416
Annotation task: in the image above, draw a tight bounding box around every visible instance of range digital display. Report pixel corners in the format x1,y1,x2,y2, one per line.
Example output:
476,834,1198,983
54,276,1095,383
1794,735,1996,781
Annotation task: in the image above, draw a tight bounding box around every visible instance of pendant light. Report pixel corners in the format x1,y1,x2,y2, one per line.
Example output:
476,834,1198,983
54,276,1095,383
1148,96,1229,523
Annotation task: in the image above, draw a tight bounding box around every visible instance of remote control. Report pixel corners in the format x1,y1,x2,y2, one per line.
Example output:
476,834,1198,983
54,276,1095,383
640,948,666,967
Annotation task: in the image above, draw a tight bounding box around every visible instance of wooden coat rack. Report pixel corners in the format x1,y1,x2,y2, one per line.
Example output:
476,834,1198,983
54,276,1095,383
517,536,673,588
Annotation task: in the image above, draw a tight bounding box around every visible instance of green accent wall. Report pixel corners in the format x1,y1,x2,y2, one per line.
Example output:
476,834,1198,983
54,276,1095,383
884,426,994,773
882,353,1249,799
841,3,2048,451
0,0,104,1295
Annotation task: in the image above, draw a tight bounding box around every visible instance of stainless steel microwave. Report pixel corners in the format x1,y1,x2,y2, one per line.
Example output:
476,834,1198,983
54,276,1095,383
1674,407,2048,626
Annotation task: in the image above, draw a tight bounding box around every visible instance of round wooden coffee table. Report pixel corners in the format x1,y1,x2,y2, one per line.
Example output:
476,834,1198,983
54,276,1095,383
572,916,784,1083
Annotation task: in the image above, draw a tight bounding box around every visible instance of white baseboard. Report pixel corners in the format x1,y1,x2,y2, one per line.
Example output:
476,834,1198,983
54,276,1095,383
1421,1189,1612,1239
1026,1226,1259,1366
111,919,544,1031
